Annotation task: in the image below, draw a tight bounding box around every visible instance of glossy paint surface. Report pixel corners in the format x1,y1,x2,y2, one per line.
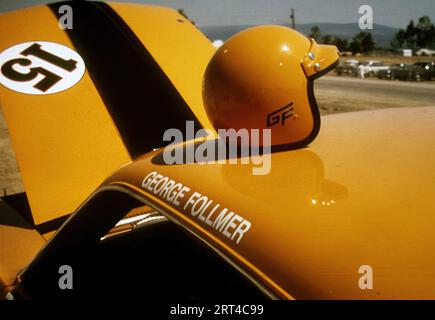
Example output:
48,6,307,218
105,107,435,299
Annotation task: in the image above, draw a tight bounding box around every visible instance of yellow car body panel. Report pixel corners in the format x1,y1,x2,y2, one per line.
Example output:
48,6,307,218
0,5,131,225
0,200,45,296
109,2,216,130
0,3,215,225
1,2,434,300
102,107,435,299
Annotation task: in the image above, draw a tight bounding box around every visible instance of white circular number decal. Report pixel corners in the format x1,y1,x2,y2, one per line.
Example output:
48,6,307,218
0,41,85,95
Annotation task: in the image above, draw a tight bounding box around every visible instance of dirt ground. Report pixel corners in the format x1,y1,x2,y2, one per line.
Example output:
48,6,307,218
1,75,435,195
0,107,24,195
315,76,435,114
340,55,435,64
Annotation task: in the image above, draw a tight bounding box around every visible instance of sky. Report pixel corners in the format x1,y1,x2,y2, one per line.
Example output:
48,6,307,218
0,0,434,28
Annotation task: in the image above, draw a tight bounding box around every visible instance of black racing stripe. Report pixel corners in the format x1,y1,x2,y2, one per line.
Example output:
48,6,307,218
35,214,69,234
2,192,69,233
49,1,203,159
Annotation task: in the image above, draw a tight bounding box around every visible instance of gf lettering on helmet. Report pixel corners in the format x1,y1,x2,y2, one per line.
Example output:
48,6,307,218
266,102,294,127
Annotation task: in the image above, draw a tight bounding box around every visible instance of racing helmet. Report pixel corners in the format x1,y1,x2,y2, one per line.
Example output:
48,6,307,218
202,25,339,149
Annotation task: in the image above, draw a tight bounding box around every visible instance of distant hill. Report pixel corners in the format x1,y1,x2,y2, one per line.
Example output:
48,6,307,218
200,23,399,48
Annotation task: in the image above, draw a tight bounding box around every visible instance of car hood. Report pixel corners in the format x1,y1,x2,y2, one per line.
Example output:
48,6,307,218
105,106,435,299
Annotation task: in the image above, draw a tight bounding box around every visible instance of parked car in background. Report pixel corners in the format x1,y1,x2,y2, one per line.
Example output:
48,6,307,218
416,48,435,56
391,64,415,80
377,62,435,81
358,61,390,77
335,59,359,76
409,62,435,81
377,64,411,80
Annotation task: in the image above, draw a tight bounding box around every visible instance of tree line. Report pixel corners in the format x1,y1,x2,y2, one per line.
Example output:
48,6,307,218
309,16,435,54
178,7,434,55
308,25,375,54
391,16,435,50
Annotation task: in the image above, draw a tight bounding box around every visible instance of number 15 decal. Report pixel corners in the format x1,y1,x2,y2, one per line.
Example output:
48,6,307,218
0,41,85,95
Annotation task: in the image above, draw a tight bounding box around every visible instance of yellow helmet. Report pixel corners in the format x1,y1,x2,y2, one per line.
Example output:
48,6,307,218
202,25,339,149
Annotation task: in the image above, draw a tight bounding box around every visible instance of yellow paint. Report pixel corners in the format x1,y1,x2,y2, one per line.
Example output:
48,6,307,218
0,200,45,295
301,38,339,77
2,3,434,300
0,4,218,224
104,107,435,299
110,180,293,300
0,6,131,224
203,26,338,146
110,3,216,131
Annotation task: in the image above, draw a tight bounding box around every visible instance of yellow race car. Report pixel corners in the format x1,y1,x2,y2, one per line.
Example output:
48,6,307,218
1,1,434,300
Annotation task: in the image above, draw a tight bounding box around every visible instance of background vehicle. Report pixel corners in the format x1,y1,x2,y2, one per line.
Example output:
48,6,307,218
409,62,435,81
335,59,359,77
358,60,389,77
377,63,410,80
416,48,435,56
